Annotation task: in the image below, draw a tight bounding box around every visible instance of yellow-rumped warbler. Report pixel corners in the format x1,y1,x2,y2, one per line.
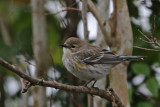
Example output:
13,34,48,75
61,37,145,86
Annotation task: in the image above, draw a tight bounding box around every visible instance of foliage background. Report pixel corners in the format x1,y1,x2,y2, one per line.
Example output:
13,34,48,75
0,0,160,107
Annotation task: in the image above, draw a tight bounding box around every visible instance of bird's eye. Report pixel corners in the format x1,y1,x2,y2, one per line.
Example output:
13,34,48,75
71,45,75,49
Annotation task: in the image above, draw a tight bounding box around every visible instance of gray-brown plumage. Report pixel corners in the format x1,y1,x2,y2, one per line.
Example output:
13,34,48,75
61,37,145,82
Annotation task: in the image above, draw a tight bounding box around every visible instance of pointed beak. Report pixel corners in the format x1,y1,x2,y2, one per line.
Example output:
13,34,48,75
60,44,68,48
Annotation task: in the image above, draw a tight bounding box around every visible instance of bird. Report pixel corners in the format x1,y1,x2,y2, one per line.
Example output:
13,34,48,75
61,37,145,87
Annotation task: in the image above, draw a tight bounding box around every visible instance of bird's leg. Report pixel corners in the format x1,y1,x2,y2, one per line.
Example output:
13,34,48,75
91,80,97,88
91,80,100,90
83,78,94,87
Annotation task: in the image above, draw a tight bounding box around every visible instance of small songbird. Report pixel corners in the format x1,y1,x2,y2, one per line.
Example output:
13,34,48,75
61,37,145,87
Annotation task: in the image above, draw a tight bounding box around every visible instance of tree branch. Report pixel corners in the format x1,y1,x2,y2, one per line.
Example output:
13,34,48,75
44,7,80,16
133,46,160,52
0,57,124,107
82,0,89,41
87,0,112,46
134,16,160,51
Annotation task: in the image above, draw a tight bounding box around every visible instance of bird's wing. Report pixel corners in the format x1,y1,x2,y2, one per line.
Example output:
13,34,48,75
74,49,122,64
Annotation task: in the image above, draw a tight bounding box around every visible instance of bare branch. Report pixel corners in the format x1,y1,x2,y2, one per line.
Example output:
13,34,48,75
82,0,89,41
136,37,153,44
135,16,160,51
20,80,32,93
44,7,80,16
151,16,156,38
138,29,151,41
133,46,160,52
87,0,111,45
0,57,124,107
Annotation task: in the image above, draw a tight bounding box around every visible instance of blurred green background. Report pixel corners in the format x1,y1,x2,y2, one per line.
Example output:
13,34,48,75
0,0,160,107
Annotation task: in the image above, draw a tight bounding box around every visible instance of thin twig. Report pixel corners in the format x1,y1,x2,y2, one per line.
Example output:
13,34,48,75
138,29,150,41
67,93,83,107
154,41,160,47
69,0,80,7
137,37,153,44
133,46,160,52
151,16,156,39
44,7,80,16
49,89,53,107
0,57,124,107
24,60,54,81
135,16,160,51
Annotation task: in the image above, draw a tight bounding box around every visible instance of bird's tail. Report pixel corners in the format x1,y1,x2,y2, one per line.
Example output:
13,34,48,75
119,56,146,61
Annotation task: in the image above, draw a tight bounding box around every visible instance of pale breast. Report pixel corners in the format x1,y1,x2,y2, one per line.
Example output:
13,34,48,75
73,64,114,80
62,48,115,81
62,48,77,73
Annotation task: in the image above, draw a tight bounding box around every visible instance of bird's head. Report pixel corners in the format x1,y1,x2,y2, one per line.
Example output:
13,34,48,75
60,37,87,54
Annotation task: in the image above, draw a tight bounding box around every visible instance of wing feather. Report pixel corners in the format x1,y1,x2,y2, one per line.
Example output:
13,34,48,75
74,49,122,64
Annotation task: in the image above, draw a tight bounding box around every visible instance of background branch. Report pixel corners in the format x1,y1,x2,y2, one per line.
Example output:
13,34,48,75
87,0,112,46
134,16,160,51
44,7,80,16
0,57,124,107
0,14,12,46
82,0,89,41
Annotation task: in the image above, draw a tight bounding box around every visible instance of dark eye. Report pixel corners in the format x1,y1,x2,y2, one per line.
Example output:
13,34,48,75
71,45,75,48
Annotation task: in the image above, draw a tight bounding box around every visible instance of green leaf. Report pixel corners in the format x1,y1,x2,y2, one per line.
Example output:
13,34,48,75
138,102,153,107
0,42,12,62
12,27,33,57
128,88,133,103
146,77,159,97
48,24,62,65
131,62,150,76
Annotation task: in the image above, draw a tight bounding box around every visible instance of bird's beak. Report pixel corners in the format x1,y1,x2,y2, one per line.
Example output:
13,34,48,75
60,44,68,48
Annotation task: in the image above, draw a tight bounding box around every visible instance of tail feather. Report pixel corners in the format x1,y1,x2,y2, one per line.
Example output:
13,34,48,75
119,56,146,61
